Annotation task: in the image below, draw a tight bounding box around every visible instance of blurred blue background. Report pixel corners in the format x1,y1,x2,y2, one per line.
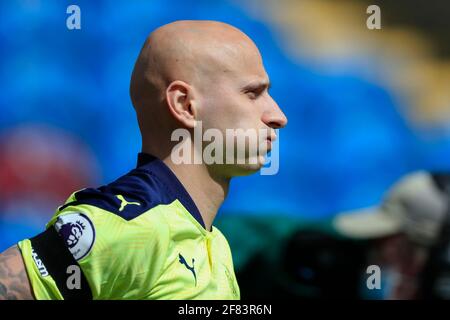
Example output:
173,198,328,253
1,0,450,283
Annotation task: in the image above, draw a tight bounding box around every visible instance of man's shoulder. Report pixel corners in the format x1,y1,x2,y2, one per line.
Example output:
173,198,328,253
56,166,176,221
44,167,173,259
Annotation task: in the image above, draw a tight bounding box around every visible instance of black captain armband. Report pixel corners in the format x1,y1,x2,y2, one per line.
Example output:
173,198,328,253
29,227,93,300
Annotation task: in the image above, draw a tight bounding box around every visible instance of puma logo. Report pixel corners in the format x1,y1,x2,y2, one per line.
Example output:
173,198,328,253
179,253,197,286
116,195,141,212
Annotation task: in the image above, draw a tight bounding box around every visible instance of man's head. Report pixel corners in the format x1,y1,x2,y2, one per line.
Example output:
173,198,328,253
130,20,287,178
333,171,449,247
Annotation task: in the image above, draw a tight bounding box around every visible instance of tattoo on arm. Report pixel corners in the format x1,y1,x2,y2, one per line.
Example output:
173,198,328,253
0,245,34,300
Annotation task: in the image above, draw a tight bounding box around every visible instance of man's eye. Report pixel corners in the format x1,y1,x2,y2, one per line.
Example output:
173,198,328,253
247,89,264,99
246,91,257,99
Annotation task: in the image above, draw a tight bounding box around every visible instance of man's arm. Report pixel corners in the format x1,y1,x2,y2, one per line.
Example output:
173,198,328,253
0,245,34,300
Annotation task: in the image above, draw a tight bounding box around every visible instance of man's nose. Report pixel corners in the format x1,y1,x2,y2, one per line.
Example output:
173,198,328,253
262,97,288,129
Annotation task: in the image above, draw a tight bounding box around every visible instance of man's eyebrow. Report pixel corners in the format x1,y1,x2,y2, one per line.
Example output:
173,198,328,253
241,80,271,92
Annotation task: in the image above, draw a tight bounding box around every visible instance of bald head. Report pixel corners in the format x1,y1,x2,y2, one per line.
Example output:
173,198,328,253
130,20,260,108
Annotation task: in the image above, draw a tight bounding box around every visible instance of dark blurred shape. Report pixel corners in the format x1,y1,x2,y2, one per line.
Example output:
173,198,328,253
419,173,450,299
280,230,368,299
430,173,450,195
237,229,368,299
364,0,450,58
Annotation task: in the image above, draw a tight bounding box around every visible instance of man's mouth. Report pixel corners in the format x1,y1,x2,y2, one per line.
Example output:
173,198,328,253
266,133,276,151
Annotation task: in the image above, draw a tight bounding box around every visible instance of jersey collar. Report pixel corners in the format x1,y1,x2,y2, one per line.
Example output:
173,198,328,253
136,152,209,231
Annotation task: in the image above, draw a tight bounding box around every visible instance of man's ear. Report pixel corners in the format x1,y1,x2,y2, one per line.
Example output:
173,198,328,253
166,80,197,128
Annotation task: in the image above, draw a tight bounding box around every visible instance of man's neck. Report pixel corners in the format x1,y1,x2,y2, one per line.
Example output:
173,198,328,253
161,155,230,232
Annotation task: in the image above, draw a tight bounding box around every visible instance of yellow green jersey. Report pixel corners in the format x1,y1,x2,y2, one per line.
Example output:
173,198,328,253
18,153,240,300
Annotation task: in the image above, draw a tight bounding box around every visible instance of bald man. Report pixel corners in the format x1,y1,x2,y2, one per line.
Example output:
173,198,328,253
0,20,287,300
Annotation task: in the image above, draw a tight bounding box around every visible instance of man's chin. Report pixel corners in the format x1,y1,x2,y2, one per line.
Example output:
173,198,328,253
226,159,265,177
